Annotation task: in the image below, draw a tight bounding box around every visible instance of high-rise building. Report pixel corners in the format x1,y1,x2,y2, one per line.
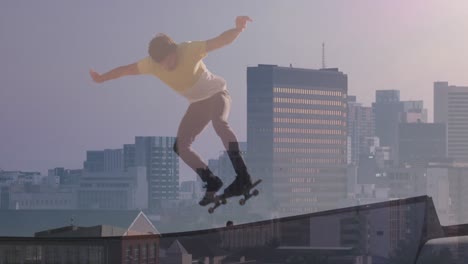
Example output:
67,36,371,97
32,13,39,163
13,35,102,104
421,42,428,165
134,136,179,210
398,123,446,165
434,81,468,161
372,90,403,164
83,149,123,172
123,144,137,171
247,64,348,215
372,91,428,164
347,96,375,164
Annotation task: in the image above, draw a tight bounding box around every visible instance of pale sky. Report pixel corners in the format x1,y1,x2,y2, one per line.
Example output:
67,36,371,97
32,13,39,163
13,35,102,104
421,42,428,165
1,0,468,180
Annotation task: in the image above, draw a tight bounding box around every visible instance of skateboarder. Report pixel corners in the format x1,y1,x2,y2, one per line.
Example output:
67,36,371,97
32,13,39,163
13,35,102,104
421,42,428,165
90,16,253,206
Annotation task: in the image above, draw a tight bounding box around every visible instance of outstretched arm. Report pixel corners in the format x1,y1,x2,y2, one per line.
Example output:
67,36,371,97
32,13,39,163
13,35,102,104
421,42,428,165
90,63,139,83
206,16,253,53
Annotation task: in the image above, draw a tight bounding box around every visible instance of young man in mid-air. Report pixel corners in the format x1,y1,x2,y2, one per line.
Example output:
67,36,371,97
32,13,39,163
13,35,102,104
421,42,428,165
90,16,253,206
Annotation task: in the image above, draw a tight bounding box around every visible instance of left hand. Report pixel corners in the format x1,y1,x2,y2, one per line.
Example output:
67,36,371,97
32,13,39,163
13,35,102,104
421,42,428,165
235,16,253,31
89,69,104,83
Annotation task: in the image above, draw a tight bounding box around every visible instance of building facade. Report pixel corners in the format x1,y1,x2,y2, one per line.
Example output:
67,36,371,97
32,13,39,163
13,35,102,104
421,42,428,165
247,64,348,216
9,187,76,210
0,211,160,264
84,149,124,173
401,100,428,123
47,167,81,187
78,166,147,210
434,81,468,162
347,96,375,165
398,123,446,165
135,137,179,211
372,90,404,164
124,144,137,171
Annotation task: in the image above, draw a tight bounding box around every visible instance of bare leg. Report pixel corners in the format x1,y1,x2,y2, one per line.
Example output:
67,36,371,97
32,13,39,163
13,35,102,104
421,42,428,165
210,91,249,177
174,100,212,179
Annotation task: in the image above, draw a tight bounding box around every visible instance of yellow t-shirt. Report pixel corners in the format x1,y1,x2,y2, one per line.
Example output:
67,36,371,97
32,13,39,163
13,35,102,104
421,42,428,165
137,41,208,93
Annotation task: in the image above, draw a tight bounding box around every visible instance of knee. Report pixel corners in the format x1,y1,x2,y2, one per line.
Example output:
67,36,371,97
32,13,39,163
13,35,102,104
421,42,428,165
173,138,192,156
173,141,179,156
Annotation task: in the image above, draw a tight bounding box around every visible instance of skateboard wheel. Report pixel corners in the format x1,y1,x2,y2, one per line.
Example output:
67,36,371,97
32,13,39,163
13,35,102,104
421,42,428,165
253,189,259,196
222,199,227,205
208,208,214,214
239,199,246,206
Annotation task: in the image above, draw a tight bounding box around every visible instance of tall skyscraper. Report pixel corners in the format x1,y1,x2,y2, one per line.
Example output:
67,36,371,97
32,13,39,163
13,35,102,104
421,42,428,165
247,64,348,215
83,149,123,172
135,136,179,210
434,81,468,161
372,90,403,164
347,96,375,164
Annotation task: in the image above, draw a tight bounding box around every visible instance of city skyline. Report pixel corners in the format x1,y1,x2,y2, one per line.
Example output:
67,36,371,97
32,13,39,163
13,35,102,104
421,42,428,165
0,78,461,180
3,62,468,261
2,1,468,178
2,2,468,262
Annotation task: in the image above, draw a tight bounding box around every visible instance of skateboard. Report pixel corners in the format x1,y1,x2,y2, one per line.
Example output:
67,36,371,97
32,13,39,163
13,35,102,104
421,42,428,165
208,179,262,214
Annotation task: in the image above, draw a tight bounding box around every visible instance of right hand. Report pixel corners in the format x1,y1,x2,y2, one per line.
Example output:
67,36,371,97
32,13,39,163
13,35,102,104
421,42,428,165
89,69,104,83
235,16,253,31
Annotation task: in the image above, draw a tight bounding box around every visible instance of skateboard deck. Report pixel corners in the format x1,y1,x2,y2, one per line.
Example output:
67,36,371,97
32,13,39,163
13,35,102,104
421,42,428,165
208,179,262,214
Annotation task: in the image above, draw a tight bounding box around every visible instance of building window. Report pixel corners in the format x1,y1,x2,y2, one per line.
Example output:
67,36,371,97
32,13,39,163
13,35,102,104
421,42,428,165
148,243,155,264
141,244,148,263
126,246,132,264
134,245,139,262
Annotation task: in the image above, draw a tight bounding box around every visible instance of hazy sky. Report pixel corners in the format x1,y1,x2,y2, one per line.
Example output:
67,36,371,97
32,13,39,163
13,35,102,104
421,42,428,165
1,0,468,180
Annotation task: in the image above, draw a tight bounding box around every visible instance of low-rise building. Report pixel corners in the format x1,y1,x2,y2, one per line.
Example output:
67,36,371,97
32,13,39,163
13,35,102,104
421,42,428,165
78,166,147,210
0,210,160,264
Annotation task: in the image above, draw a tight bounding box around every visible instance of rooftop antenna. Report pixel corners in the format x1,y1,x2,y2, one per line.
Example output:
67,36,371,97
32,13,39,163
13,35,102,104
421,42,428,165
322,42,326,69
